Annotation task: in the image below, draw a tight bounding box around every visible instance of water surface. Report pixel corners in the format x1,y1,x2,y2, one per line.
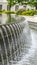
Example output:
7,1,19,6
0,14,37,65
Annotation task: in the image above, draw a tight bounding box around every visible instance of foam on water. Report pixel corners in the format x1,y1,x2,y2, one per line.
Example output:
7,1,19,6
11,21,37,65
0,19,37,65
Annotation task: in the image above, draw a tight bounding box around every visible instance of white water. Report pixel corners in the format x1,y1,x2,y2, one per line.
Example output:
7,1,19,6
11,21,37,65
13,29,37,65
0,16,37,65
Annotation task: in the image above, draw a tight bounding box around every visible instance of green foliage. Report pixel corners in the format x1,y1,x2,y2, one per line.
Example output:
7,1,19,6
16,8,26,15
6,16,16,23
0,10,15,14
25,0,37,9
16,10,37,16
22,10,37,16
32,1,37,9
17,0,22,3
22,11,34,16
7,0,17,9
6,0,37,9
0,10,3,14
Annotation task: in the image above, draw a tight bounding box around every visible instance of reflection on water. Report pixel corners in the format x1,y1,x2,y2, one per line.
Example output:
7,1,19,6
0,14,7,24
0,14,25,24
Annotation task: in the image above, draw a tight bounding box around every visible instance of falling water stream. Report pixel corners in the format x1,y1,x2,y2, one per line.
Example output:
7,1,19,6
0,15,37,65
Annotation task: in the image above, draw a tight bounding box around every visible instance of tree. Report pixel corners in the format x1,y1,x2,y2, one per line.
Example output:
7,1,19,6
32,1,37,9
27,0,37,9
7,0,17,10
23,0,37,9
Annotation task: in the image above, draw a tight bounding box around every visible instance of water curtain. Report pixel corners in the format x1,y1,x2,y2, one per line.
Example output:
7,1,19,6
0,22,25,65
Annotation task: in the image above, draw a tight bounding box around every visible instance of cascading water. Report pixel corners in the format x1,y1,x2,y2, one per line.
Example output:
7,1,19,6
0,20,32,65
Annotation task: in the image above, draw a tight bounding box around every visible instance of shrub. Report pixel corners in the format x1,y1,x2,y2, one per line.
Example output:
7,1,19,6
4,10,15,14
22,10,35,16
0,10,15,14
16,10,37,16
16,8,26,15
0,10,2,14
